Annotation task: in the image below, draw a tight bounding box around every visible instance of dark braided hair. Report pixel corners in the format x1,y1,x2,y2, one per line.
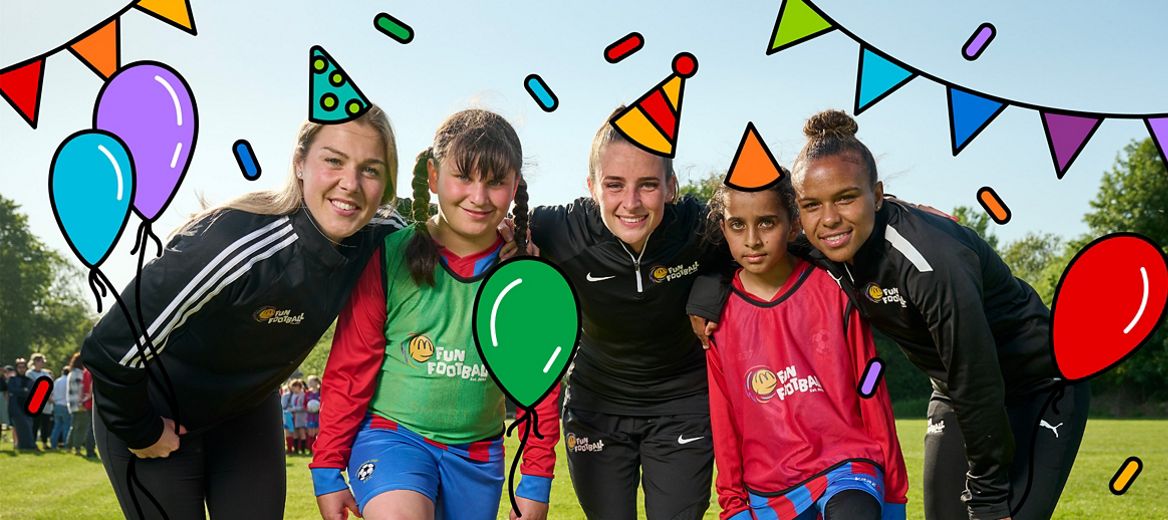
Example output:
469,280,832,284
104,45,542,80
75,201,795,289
406,148,440,285
406,109,524,285
511,178,529,255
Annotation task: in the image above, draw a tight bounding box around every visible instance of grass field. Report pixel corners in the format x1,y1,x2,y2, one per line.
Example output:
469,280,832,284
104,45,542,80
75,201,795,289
2,419,1164,519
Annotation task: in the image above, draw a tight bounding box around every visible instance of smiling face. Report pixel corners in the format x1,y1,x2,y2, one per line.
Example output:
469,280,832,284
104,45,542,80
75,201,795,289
720,189,798,279
297,122,388,244
428,155,518,251
793,155,883,263
588,141,676,253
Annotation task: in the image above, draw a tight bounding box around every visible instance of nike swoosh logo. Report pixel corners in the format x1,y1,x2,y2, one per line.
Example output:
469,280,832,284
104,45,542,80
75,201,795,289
586,273,615,282
677,435,704,445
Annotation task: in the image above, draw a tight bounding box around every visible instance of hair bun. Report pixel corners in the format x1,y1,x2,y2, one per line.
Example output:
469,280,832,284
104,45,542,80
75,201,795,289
803,109,858,139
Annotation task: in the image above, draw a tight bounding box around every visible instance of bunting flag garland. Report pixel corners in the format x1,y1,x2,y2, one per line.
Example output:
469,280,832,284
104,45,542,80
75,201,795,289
948,87,1006,155
68,18,121,79
854,47,915,115
135,0,196,35
1145,118,1168,167
767,0,835,54
0,58,45,127
1041,112,1103,179
766,0,1168,178
0,0,196,128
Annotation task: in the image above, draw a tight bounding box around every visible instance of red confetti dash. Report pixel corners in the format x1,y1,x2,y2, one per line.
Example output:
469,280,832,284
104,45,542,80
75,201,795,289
25,376,53,416
1110,456,1143,495
605,32,644,63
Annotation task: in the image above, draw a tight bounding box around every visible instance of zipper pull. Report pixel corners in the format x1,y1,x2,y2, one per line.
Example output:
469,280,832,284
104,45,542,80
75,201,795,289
634,260,643,293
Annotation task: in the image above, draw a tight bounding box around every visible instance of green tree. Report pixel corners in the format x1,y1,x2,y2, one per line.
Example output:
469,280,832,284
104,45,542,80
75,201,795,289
950,206,1000,251
1084,138,1168,244
677,170,723,204
0,195,95,369
999,232,1065,305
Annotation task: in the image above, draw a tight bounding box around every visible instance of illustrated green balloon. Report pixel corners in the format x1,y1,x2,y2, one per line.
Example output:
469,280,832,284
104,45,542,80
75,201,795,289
473,257,580,408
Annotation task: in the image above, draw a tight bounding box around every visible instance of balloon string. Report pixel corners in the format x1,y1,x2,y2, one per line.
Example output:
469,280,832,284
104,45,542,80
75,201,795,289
92,269,177,520
88,270,108,313
129,239,184,431
127,456,170,520
506,411,534,518
130,222,145,256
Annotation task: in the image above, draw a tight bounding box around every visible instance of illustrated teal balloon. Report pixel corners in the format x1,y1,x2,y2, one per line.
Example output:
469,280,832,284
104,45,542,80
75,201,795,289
49,130,135,268
473,257,581,408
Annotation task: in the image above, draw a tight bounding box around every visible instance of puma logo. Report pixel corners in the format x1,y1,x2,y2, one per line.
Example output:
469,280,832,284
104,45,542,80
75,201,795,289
1040,420,1064,438
926,418,945,435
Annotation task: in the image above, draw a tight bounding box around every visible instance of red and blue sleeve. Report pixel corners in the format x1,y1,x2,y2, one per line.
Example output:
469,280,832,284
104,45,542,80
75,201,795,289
847,303,909,517
309,249,387,496
707,336,753,520
515,383,561,504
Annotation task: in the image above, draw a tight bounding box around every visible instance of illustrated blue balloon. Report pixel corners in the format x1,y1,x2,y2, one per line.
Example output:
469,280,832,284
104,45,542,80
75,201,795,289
49,130,136,268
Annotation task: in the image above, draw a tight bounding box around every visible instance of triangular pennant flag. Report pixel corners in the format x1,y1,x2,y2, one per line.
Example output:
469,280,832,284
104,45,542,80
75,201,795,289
0,59,46,128
611,52,697,158
724,122,785,191
68,18,120,79
1041,112,1103,179
947,87,1007,155
135,0,196,35
1145,118,1168,167
767,0,835,54
854,47,915,115
309,46,371,124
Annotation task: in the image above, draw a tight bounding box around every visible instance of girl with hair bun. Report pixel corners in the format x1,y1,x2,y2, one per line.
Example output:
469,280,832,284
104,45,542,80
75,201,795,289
312,109,559,520
782,109,1087,520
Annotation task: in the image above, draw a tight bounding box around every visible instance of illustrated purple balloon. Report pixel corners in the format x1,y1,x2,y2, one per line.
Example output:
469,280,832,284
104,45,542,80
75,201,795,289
95,61,198,222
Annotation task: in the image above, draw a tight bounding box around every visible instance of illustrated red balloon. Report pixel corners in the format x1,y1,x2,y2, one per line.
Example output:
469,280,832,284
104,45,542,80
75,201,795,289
1051,233,1168,381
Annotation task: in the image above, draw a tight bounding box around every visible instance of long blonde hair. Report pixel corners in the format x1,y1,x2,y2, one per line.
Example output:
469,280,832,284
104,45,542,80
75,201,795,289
177,104,398,235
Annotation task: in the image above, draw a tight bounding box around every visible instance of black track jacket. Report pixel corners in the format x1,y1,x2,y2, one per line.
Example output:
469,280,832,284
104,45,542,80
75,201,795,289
531,196,731,416
82,207,404,449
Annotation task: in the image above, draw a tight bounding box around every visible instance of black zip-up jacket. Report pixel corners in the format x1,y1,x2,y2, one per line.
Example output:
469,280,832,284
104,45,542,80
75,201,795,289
818,201,1057,518
531,196,731,416
690,199,1058,519
81,207,404,449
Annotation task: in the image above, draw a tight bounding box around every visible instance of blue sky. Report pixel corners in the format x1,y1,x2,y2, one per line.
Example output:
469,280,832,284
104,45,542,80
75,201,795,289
2,0,1165,293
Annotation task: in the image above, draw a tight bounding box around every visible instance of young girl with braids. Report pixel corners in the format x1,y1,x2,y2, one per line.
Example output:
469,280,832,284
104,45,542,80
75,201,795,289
311,109,559,520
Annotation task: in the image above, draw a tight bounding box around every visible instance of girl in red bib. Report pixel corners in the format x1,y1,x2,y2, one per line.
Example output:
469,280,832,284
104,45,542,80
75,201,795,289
704,174,907,520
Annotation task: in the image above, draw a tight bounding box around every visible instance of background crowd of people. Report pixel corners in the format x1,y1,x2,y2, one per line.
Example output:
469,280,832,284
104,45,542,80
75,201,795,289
0,352,95,457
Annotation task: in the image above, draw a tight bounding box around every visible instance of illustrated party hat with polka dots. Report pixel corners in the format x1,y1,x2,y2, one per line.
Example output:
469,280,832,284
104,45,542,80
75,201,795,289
309,46,370,124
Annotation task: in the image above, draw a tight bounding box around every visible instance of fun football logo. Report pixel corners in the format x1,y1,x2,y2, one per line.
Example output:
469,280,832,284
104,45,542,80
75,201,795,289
406,334,435,363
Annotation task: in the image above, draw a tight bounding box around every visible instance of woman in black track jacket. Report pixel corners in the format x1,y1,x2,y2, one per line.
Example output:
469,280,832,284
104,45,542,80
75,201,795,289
82,107,405,519
529,107,732,520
